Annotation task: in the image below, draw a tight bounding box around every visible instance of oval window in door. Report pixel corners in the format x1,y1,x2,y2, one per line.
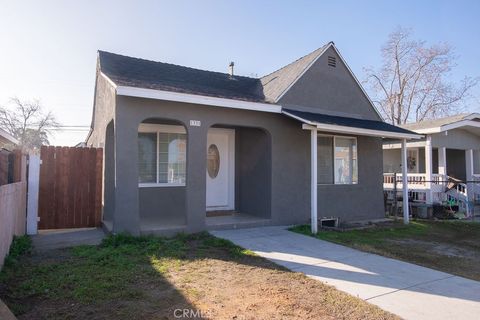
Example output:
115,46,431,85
207,144,220,178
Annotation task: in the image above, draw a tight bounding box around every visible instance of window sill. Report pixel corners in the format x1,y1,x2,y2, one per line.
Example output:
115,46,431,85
139,183,186,188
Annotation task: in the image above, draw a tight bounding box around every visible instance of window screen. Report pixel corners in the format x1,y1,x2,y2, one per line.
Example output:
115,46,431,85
317,135,358,185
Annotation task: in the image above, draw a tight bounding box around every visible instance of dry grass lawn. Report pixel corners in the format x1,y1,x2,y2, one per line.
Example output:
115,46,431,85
291,220,480,281
0,233,398,320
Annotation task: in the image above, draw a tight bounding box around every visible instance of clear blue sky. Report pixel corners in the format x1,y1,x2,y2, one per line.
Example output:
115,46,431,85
1,0,479,145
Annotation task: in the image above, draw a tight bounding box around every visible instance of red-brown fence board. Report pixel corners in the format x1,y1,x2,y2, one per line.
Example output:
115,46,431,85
38,146,103,229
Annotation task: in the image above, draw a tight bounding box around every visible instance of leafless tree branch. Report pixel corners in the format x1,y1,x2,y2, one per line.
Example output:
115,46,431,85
0,97,59,151
364,27,479,125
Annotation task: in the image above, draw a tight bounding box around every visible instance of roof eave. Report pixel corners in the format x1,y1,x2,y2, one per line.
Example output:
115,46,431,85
413,119,480,134
301,123,422,140
0,128,18,145
282,110,422,139
115,85,282,113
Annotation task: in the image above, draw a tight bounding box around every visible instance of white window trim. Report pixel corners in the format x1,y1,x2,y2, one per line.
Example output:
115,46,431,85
117,86,282,114
138,123,186,134
317,133,358,185
138,124,187,188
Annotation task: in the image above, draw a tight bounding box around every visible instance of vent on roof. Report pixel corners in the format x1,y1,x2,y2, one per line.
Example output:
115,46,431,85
327,56,336,67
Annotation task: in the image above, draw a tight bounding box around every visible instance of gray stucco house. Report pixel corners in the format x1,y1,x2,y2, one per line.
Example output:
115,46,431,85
86,42,419,235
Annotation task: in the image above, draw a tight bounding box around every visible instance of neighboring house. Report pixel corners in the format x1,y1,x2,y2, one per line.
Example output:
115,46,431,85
383,113,480,214
87,42,419,235
0,128,18,186
0,128,18,150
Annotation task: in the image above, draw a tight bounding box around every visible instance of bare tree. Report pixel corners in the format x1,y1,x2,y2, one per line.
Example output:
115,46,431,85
0,97,59,150
364,27,478,124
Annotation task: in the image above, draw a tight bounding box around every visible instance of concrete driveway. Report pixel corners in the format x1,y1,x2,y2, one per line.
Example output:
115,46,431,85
211,226,480,320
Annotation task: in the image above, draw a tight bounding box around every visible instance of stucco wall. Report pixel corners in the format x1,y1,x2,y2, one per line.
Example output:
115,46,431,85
103,121,115,224
86,73,116,228
86,73,116,148
278,46,381,121
139,187,186,226
318,136,384,222
110,97,310,234
86,72,117,227
383,149,401,173
235,127,271,219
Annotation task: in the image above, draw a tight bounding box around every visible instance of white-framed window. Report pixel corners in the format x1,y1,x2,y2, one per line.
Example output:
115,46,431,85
138,124,187,187
317,134,358,185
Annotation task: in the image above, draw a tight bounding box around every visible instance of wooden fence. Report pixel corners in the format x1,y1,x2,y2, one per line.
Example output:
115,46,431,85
38,146,103,229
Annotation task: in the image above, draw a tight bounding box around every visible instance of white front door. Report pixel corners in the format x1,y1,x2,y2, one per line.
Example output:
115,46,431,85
206,128,235,211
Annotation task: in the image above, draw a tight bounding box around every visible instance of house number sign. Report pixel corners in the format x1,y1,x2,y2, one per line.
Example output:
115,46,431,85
189,120,201,127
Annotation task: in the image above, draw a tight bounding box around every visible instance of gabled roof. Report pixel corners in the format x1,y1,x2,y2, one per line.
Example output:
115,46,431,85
260,44,330,103
401,113,480,134
98,51,265,103
97,42,335,105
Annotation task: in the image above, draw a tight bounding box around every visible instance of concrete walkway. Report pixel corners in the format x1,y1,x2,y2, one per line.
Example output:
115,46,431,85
211,226,480,320
31,228,105,252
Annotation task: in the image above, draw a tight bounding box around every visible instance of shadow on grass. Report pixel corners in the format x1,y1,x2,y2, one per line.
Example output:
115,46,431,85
0,232,285,319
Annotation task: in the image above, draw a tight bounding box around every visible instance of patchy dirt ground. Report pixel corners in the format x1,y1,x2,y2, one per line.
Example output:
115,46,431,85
0,233,398,320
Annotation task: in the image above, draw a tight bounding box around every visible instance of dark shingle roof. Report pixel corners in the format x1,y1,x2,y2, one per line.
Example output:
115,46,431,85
283,109,418,136
260,44,330,102
98,51,265,102
98,45,332,104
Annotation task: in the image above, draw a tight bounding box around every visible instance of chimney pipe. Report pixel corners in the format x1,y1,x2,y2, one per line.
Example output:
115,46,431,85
229,61,234,77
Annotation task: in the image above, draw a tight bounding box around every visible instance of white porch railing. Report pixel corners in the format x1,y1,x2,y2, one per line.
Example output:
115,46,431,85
383,173,447,187
383,173,473,216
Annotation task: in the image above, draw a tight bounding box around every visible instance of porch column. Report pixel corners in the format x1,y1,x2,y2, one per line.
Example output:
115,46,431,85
466,149,474,181
401,139,410,224
113,118,141,235
185,125,208,233
311,128,318,234
466,149,474,204
425,135,433,204
438,147,447,176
